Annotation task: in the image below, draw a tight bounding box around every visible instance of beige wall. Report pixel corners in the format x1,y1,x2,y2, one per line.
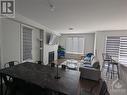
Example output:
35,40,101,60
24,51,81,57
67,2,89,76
95,30,127,67
59,33,95,55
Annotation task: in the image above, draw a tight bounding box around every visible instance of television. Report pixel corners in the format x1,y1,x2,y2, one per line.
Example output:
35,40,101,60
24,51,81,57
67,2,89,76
46,33,60,45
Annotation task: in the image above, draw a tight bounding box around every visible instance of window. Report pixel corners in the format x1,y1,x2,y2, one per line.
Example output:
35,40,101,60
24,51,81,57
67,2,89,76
106,36,120,59
66,37,85,54
66,37,72,52
106,36,127,64
22,26,32,61
119,37,127,64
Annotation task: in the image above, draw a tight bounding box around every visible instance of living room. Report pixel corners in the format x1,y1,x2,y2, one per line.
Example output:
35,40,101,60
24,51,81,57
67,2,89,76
0,0,127,95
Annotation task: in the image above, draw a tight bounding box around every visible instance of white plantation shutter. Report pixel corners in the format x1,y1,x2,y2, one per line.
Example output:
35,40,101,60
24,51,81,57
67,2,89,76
106,36,120,59
66,38,72,52
119,37,127,64
72,37,78,52
66,37,85,54
78,38,85,53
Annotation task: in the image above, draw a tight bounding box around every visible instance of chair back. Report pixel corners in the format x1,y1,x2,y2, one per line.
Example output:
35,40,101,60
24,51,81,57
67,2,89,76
102,53,111,61
4,61,19,68
3,61,19,86
8,61,15,67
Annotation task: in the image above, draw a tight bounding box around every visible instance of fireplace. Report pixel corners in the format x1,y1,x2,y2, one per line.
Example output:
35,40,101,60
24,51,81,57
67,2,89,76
48,51,54,64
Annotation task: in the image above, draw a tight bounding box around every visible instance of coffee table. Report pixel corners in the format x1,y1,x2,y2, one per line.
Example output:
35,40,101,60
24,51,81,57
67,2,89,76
61,59,80,70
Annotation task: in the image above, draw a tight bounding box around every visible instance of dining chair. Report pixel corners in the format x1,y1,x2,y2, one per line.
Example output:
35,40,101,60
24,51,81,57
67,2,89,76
4,61,20,68
110,59,120,79
3,61,20,95
102,53,112,76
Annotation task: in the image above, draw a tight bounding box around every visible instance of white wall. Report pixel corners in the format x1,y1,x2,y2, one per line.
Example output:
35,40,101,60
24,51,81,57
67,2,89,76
2,19,20,68
1,18,41,68
59,33,95,55
43,31,58,65
32,28,40,62
14,13,60,36
95,30,127,67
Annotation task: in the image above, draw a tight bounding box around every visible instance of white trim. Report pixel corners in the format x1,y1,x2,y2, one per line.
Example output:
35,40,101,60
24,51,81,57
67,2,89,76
65,36,85,54
10,13,60,35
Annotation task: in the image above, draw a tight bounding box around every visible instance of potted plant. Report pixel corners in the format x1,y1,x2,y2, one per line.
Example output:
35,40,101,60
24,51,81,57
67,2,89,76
58,45,65,59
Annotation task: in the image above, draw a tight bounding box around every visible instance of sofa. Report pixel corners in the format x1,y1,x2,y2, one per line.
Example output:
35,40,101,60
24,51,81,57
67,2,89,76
79,56,101,81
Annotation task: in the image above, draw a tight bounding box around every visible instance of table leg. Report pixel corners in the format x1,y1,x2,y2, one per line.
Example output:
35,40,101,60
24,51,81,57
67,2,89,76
106,63,110,76
117,64,120,79
0,74,3,95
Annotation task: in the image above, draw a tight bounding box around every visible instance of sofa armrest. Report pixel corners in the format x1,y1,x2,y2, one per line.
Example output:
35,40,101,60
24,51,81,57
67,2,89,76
79,67,101,81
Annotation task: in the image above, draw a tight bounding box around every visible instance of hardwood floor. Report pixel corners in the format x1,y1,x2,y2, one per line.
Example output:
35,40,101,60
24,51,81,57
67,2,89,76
0,79,103,95
80,79,102,95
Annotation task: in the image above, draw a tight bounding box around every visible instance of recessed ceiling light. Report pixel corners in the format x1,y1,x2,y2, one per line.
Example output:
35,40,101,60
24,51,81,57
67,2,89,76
69,28,74,30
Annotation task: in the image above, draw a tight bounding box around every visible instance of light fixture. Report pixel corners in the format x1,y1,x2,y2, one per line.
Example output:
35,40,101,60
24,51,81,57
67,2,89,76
48,0,55,11
69,28,74,30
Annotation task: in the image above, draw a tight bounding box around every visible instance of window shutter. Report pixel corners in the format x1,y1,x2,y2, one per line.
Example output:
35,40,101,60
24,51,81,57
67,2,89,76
72,37,78,52
66,37,72,52
65,37,84,54
78,38,85,53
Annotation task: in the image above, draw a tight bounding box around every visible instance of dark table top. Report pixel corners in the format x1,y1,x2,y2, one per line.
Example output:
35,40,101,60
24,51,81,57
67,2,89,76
0,62,80,95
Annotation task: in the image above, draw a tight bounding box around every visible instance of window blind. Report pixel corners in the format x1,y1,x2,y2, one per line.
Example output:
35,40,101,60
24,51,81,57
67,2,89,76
106,36,120,59
23,26,32,61
119,37,127,64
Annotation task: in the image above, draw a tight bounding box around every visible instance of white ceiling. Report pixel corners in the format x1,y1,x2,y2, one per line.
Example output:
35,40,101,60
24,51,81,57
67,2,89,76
16,0,127,34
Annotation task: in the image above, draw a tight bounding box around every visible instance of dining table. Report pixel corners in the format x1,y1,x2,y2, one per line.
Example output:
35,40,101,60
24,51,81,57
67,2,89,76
0,62,80,95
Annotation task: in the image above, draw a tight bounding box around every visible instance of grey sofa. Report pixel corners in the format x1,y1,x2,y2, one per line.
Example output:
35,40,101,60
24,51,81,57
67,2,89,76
79,56,101,81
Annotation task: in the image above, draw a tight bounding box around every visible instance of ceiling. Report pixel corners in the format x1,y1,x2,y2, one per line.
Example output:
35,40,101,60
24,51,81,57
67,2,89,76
16,0,127,34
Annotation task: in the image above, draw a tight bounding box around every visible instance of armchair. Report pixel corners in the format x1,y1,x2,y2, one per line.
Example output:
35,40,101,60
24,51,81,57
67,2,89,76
79,57,101,81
